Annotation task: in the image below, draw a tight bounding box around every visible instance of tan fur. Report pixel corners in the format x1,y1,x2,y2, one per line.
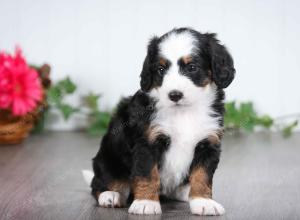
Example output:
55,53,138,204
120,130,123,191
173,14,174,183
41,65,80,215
207,129,223,145
182,56,192,64
132,165,160,201
159,58,167,66
207,134,220,145
146,125,162,144
189,167,212,199
202,78,212,86
108,180,129,193
201,70,213,86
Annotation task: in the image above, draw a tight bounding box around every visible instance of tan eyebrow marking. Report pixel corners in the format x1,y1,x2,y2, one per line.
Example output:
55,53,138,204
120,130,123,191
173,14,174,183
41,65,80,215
159,58,167,66
182,56,192,64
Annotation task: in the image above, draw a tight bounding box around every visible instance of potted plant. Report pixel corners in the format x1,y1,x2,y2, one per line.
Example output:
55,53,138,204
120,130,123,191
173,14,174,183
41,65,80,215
0,48,50,144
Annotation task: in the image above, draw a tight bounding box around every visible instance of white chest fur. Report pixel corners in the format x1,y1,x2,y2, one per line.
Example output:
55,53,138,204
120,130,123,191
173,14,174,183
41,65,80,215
151,103,220,195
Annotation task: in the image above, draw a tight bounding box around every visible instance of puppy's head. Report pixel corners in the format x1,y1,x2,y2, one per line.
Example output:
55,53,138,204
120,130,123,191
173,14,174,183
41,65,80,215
140,28,235,108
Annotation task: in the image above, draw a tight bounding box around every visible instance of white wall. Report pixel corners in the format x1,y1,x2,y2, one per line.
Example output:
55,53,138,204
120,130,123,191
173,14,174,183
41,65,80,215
1,0,300,129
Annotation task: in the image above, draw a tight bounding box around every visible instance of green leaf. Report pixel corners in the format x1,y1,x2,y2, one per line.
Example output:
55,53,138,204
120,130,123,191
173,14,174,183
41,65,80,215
47,76,79,121
82,93,101,112
94,112,111,127
224,101,274,133
240,102,256,116
87,122,108,136
239,102,255,131
242,119,255,132
87,111,111,136
47,86,62,104
224,101,240,129
225,102,238,117
256,115,274,128
57,77,76,94
58,104,79,120
282,120,298,138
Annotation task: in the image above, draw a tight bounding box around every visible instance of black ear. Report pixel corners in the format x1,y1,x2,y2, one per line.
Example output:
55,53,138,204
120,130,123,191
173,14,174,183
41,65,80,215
140,55,152,92
206,34,235,88
140,36,159,92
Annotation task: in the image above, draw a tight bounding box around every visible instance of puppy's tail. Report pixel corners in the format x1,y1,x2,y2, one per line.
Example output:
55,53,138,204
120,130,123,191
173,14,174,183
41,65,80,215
82,170,94,186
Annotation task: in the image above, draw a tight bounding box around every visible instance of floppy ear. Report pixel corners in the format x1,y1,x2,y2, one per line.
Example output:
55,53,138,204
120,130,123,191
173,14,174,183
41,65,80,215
140,36,159,92
140,55,152,92
207,34,235,88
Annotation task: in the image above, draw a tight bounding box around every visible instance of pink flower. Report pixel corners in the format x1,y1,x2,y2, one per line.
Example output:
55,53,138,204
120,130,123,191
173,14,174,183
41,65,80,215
0,48,43,116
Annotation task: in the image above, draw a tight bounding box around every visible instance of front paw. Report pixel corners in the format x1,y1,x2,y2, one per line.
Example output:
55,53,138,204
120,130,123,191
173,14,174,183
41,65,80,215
98,191,122,208
128,199,162,215
189,198,225,216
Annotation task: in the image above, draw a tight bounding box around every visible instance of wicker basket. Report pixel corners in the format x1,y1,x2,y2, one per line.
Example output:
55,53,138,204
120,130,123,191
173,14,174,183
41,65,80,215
0,64,51,145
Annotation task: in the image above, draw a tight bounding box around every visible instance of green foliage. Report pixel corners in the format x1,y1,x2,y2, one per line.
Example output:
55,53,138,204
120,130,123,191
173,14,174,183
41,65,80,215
255,115,274,128
46,79,111,135
48,86,61,103
82,93,111,136
87,111,111,136
56,77,76,94
282,120,298,138
224,101,298,137
47,77,79,120
82,92,100,112
224,101,274,131
58,104,79,120
32,110,49,134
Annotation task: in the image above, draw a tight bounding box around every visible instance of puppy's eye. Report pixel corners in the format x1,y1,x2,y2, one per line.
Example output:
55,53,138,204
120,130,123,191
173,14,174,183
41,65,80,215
187,63,197,72
157,66,165,76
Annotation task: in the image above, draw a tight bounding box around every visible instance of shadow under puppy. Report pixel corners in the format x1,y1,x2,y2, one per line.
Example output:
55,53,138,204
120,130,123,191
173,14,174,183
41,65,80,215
83,27,235,215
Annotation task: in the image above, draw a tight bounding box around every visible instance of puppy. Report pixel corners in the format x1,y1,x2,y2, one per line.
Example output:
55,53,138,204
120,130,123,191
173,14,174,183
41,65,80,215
83,27,235,215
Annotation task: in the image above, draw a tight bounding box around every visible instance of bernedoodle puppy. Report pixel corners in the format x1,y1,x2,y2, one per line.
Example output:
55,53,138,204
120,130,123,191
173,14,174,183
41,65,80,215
83,27,235,216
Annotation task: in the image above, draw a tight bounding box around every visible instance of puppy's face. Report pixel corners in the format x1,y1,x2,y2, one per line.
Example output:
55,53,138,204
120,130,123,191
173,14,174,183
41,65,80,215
140,28,235,108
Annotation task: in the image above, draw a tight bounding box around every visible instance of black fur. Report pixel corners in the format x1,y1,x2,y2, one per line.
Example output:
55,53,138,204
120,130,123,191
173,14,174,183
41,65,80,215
92,91,153,190
203,33,235,88
90,28,235,204
189,139,221,185
140,37,160,92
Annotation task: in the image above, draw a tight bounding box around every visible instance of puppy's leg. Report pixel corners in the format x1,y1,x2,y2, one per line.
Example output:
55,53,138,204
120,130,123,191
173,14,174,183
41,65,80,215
101,180,130,207
92,177,129,208
128,143,161,215
129,164,161,215
189,138,225,216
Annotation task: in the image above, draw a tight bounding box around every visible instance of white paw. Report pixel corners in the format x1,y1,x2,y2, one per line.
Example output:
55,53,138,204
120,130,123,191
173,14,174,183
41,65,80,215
189,198,225,216
128,199,162,215
98,191,122,207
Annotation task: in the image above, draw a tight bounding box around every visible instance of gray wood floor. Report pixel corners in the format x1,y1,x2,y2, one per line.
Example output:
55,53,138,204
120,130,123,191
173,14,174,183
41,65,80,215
0,131,299,220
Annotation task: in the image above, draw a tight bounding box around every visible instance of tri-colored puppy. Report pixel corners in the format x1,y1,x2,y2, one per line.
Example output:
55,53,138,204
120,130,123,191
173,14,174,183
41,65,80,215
83,27,235,215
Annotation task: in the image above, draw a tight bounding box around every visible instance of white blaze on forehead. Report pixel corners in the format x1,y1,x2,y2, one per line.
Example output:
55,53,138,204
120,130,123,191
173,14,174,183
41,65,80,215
159,31,197,61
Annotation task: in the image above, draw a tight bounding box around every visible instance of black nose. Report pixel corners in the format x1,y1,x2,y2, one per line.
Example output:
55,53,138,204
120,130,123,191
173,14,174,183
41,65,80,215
168,90,183,102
